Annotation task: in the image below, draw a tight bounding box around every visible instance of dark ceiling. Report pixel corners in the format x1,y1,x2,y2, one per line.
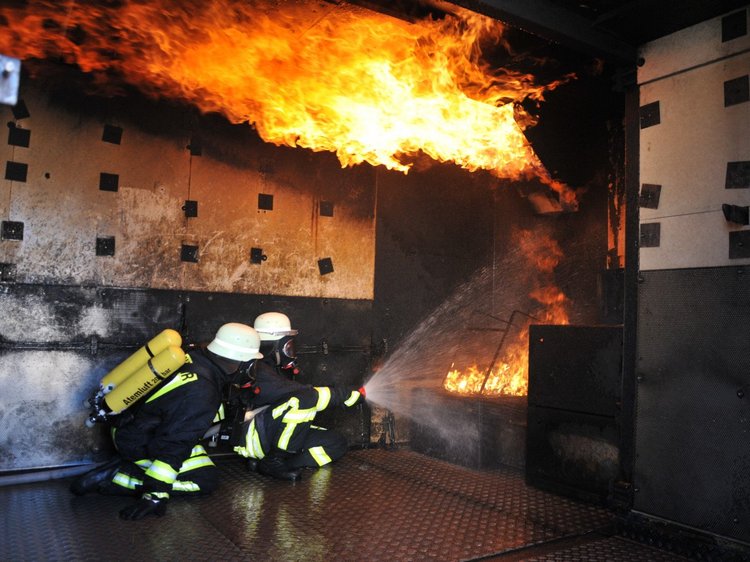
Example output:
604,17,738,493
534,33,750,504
548,0,749,45
466,0,750,62
357,0,750,64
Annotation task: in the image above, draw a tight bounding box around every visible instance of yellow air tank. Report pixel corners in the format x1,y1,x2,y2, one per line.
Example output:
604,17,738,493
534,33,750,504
102,345,187,415
100,329,182,393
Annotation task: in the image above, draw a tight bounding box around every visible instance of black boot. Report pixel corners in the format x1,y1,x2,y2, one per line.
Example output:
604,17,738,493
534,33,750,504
69,457,121,496
257,454,302,482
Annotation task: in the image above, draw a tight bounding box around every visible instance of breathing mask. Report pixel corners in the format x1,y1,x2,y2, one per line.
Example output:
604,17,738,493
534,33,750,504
265,335,299,375
234,359,257,389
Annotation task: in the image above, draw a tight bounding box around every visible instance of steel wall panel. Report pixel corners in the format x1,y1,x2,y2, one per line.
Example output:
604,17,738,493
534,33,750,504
526,325,622,503
409,389,527,471
528,325,622,416
635,266,750,544
0,284,372,471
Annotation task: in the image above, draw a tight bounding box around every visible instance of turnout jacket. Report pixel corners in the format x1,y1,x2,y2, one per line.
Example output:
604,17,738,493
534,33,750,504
112,349,228,494
250,358,308,408
235,383,364,460
246,357,362,414
234,359,363,460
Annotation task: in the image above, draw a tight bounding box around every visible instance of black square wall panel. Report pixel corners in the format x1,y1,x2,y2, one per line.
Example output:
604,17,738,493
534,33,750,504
320,200,334,217
183,200,198,218
7,125,30,147
188,137,202,156
5,161,27,182
722,10,747,42
724,75,749,107
730,230,750,259
639,101,660,129
639,184,661,209
181,244,199,263
11,99,29,120
639,223,660,248
258,193,274,211
726,161,750,189
722,204,749,225
250,247,266,264
102,124,123,144
318,257,334,275
0,262,16,281
1,220,24,240
99,172,119,192
95,236,115,256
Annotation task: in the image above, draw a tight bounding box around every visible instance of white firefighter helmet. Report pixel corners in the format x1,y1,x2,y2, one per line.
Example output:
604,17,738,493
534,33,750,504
254,312,299,342
207,323,263,361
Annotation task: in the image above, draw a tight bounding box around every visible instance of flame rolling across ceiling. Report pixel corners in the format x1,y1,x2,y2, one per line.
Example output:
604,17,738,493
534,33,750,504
0,0,575,204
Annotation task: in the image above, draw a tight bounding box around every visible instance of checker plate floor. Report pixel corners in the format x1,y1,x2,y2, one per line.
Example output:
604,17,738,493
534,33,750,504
1,449,693,561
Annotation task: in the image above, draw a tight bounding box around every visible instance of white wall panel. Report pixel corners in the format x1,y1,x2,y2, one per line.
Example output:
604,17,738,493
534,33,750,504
638,8,750,85
640,212,747,271
638,7,750,271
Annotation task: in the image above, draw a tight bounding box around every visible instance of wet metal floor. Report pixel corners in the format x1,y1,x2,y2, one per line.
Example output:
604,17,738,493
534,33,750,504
1,449,693,561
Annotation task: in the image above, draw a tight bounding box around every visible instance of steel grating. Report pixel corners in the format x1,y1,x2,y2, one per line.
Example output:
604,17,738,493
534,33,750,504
0,449,689,562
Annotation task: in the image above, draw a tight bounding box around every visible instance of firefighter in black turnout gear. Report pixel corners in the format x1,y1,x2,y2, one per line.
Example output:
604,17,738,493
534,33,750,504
232,312,365,481
70,323,264,520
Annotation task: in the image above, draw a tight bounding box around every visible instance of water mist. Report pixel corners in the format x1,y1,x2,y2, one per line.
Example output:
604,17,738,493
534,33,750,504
363,224,566,456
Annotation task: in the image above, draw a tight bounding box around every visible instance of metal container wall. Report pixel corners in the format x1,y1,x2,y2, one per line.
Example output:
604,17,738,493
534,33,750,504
526,324,623,503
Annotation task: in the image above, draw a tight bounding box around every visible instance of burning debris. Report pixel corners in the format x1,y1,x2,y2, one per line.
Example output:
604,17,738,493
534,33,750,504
443,228,570,397
444,362,528,396
0,0,575,203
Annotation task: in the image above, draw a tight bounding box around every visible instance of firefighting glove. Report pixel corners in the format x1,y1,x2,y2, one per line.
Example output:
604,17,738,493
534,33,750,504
119,492,169,520
346,386,366,407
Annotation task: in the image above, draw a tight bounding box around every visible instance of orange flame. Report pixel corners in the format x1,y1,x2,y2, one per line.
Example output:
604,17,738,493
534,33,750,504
443,229,569,397
442,323,532,397
444,352,528,397
517,229,564,273
0,0,574,197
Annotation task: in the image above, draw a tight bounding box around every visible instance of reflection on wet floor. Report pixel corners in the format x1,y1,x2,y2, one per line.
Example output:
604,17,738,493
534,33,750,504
1,449,692,561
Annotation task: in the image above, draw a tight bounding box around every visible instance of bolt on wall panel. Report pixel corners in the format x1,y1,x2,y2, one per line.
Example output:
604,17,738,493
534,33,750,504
638,9,750,271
